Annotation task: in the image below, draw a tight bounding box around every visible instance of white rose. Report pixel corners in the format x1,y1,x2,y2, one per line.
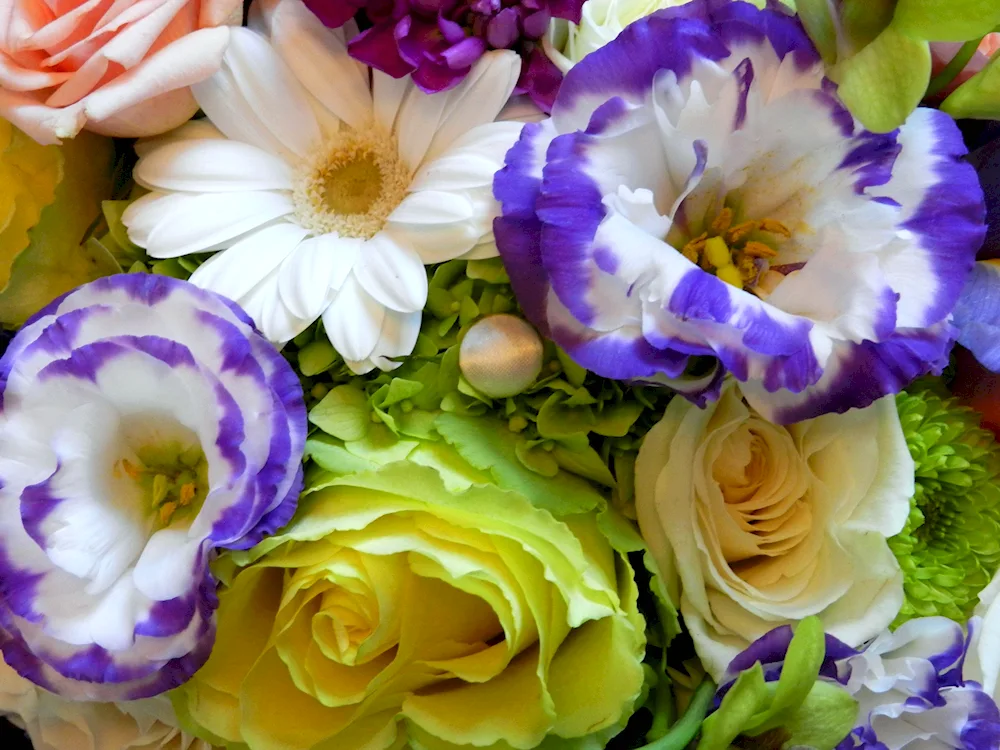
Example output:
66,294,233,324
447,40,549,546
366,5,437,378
635,381,913,678
0,654,214,750
544,0,796,71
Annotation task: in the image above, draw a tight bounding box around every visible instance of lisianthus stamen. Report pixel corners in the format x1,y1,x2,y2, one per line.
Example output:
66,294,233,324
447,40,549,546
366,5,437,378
116,441,209,529
294,127,410,239
678,210,792,290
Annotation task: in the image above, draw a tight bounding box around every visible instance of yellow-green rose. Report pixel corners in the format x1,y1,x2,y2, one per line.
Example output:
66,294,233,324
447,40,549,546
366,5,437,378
172,458,646,750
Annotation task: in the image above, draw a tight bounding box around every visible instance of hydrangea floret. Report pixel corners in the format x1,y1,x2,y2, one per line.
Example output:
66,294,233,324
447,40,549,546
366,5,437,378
0,274,306,700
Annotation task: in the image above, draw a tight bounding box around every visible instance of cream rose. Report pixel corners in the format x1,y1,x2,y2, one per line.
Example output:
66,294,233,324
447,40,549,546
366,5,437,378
0,0,242,145
0,653,214,750
635,381,913,678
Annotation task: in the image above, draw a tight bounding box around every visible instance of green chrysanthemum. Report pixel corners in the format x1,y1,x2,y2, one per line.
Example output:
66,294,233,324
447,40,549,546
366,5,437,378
891,388,1000,625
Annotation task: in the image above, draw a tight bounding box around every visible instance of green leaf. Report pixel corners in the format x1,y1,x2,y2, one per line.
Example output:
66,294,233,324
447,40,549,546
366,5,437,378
747,616,825,733
644,551,681,644
893,0,1000,42
840,0,896,51
592,402,645,437
556,347,588,388
782,682,859,750
943,53,1000,119
435,412,603,516
536,395,595,438
516,440,561,476
0,131,118,326
834,24,931,132
596,504,644,553
309,385,371,442
298,339,336,376
380,378,424,408
466,257,510,284
697,664,769,750
796,0,839,64
304,433,378,476
551,436,617,487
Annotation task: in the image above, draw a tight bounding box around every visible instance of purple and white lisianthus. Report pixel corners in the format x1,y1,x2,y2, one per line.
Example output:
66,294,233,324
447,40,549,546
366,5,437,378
493,0,987,423
721,618,1000,750
0,274,306,701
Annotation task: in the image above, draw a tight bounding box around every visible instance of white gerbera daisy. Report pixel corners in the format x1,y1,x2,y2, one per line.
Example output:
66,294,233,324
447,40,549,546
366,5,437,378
123,0,525,373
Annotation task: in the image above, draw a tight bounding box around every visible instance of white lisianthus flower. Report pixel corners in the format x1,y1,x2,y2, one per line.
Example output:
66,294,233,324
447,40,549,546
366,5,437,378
635,380,913,678
123,0,526,374
0,654,214,750
966,572,1000,701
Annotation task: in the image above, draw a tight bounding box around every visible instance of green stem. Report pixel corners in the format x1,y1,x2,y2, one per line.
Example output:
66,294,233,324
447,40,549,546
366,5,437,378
636,677,717,750
926,37,984,98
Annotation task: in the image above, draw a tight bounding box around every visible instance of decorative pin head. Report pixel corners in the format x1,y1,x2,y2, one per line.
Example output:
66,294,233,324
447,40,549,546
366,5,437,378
459,314,544,399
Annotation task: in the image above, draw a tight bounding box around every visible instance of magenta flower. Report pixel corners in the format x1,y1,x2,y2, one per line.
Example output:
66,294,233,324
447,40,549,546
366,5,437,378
303,0,572,110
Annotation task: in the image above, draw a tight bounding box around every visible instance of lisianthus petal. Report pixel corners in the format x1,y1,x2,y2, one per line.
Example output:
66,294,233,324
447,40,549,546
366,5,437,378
140,191,295,259
132,531,205,602
189,223,309,304
954,261,1000,373
323,276,386,362
353,233,428,313
264,0,373,131
134,139,294,193
740,324,955,424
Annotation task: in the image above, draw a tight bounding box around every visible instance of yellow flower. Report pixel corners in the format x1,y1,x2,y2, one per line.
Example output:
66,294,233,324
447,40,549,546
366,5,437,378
172,463,646,750
0,119,117,326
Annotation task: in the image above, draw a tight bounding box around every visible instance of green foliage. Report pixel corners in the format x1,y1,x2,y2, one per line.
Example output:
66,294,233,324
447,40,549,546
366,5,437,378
891,388,1000,624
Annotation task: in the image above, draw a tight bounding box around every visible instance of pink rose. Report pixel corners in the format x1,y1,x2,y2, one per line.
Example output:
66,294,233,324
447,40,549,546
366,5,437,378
930,33,1000,97
0,0,242,144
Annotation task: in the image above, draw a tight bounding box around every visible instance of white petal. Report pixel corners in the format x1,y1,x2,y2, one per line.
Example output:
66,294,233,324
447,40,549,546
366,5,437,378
424,50,521,165
143,191,295,258
223,28,322,159
267,0,373,130
122,192,190,248
409,122,522,192
384,221,484,265
132,529,202,602
241,272,314,343
353,233,428,313
134,139,294,193
373,70,408,134
189,222,309,302
193,30,320,160
389,190,474,225
134,119,226,158
278,234,362,320
370,309,422,370
323,275,386,361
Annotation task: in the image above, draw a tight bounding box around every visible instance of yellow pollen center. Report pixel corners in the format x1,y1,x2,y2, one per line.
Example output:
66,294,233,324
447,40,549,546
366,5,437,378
115,442,208,529
294,128,410,240
680,206,792,296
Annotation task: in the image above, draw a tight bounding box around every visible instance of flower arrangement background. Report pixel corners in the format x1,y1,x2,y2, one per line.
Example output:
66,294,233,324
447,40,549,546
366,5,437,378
2,0,1000,749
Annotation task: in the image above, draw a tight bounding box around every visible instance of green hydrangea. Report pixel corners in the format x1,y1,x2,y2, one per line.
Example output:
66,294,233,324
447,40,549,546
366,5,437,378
891,388,1000,625
293,257,673,518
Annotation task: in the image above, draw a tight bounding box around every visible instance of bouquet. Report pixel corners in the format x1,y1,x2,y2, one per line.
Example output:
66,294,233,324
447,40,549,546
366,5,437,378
1,0,1000,748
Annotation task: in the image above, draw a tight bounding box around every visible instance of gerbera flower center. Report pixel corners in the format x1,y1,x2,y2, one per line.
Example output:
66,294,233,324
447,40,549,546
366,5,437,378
114,440,208,530
679,206,792,296
293,128,410,239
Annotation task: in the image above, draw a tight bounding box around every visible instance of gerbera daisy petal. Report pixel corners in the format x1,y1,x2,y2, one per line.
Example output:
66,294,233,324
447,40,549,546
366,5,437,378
263,0,374,131
353,233,428,313
189,223,310,305
134,139,295,193
323,276,386,361
368,308,422,371
141,191,296,259
133,120,226,159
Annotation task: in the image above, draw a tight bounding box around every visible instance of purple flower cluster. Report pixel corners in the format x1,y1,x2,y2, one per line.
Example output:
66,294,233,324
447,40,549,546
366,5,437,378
303,0,573,109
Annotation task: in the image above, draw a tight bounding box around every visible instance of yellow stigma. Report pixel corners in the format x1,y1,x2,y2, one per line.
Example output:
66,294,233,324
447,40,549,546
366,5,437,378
679,208,791,294
294,126,410,239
